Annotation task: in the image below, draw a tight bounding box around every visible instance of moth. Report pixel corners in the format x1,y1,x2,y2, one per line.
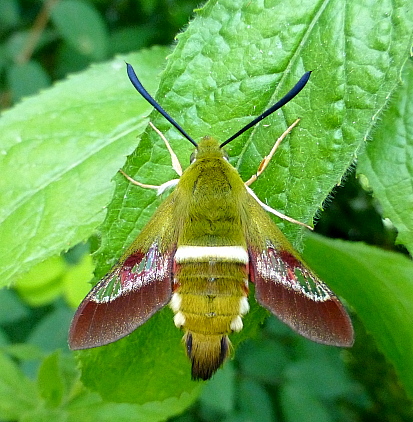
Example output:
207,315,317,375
69,64,354,380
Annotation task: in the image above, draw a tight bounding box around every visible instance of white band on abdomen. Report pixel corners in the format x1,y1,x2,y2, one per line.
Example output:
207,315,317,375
175,245,249,264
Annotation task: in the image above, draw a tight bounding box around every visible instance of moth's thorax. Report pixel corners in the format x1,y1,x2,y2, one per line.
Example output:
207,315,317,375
177,137,246,247
181,135,245,199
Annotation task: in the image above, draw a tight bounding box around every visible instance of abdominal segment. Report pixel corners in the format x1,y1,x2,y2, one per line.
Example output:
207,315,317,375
171,255,249,380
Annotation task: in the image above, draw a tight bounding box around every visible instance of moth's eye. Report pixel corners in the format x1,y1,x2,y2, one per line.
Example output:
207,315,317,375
223,150,229,161
190,151,197,164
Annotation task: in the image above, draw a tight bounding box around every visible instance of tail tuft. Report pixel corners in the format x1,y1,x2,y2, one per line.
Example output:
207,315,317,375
185,332,230,380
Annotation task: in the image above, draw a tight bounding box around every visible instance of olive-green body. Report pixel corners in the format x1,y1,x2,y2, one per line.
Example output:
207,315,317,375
171,137,251,378
177,139,247,247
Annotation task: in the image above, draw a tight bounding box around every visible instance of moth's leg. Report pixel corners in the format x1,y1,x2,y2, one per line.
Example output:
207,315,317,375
149,122,182,176
244,118,312,230
119,169,159,190
245,118,300,187
246,186,312,230
119,122,182,195
120,169,179,195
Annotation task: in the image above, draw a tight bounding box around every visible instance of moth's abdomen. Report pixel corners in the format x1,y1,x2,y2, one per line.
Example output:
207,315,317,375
171,246,249,380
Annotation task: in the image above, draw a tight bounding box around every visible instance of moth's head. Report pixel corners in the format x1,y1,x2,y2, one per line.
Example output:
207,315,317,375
190,136,229,163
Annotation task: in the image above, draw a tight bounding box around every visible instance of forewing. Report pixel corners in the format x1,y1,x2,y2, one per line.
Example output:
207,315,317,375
69,194,179,350
243,193,354,347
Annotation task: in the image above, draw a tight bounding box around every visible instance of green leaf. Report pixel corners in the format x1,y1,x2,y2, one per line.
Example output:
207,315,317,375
0,350,198,421
0,288,29,324
7,60,51,102
2,343,44,361
15,255,67,306
199,363,235,415
37,351,65,407
98,0,413,272
304,234,413,399
281,382,331,422
65,388,200,422
358,59,413,255
78,309,200,403
27,306,75,353
237,379,275,422
63,253,95,308
0,352,37,420
0,0,19,29
50,0,109,60
0,46,168,285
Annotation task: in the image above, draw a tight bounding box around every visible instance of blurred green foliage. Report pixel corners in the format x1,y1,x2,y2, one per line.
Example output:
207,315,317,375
0,0,197,106
0,1,412,421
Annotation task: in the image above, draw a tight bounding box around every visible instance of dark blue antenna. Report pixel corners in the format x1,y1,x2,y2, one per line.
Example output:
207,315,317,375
220,71,311,148
126,63,198,147
127,63,311,150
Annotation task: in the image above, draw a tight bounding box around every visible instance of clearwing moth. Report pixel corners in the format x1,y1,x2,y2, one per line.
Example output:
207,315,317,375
69,64,354,380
